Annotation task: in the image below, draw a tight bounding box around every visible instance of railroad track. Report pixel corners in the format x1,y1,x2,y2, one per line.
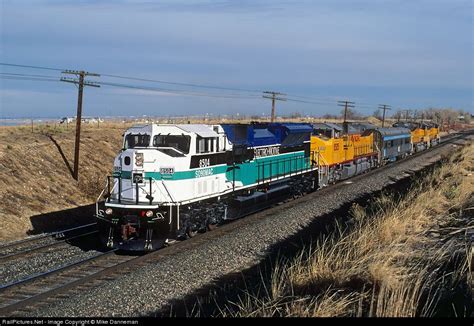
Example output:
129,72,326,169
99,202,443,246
0,130,471,317
0,223,98,263
0,249,137,316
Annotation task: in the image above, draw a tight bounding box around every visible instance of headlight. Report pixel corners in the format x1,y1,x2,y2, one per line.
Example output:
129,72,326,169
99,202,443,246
105,208,113,215
135,152,144,167
145,210,153,218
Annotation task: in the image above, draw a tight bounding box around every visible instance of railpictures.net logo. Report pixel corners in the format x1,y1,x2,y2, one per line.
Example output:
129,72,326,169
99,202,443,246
1,320,139,326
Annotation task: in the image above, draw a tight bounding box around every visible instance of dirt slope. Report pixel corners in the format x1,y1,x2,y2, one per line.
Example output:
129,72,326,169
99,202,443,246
0,123,125,241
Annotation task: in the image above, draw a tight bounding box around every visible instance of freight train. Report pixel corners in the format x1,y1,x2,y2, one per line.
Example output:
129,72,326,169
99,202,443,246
95,121,440,251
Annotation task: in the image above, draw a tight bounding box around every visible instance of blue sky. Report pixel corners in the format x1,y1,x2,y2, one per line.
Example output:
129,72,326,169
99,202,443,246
0,0,472,118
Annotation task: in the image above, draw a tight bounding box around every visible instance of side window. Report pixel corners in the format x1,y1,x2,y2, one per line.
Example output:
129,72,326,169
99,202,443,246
196,137,217,154
196,137,205,153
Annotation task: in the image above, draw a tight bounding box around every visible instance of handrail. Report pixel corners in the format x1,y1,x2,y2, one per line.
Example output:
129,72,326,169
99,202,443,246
316,151,329,167
256,154,311,184
95,177,117,216
95,184,107,216
101,175,159,206
160,180,175,204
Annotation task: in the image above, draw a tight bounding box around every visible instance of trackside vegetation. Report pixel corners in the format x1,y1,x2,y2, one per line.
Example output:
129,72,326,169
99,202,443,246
220,142,473,317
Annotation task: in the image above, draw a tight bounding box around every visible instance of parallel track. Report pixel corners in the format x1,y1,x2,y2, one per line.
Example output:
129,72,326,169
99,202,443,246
0,223,98,263
0,130,471,317
0,249,136,316
0,232,99,264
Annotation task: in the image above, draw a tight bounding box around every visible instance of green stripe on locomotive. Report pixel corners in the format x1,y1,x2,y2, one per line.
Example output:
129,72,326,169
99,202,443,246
115,150,310,185
114,166,228,181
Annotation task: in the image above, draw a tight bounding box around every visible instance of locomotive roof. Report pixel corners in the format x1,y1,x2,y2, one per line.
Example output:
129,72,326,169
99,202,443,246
221,122,312,147
375,127,411,136
393,121,438,130
393,121,415,129
362,127,411,137
312,122,362,135
176,124,219,138
350,122,377,132
276,123,313,133
313,122,342,131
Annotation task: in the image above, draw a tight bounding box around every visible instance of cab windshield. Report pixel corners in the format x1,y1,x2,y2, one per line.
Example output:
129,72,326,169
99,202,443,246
124,134,151,149
153,135,190,154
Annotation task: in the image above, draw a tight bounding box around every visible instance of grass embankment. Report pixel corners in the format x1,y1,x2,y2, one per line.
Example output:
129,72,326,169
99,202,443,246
224,142,473,317
0,123,125,241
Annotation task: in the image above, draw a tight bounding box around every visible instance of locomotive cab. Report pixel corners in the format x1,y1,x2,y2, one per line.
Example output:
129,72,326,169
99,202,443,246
97,124,232,250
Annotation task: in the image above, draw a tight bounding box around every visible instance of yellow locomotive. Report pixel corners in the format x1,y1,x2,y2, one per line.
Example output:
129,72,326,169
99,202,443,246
393,122,440,152
310,123,378,184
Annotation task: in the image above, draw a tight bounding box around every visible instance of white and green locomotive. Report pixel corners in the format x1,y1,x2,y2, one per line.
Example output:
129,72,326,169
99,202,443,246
96,122,318,250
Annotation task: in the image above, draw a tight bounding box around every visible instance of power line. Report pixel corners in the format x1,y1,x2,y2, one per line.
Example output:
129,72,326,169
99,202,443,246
0,62,395,110
286,97,338,106
0,73,367,108
0,72,60,79
0,74,379,115
0,74,261,100
0,62,266,96
99,81,262,100
101,73,263,94
0,74,397,116
0,75,61,83
284,93,342,103
0,62,64,71
0,62,416,112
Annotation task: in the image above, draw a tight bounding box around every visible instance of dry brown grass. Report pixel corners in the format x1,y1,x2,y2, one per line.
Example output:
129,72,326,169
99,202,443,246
226,142,474,317
0,123,125,241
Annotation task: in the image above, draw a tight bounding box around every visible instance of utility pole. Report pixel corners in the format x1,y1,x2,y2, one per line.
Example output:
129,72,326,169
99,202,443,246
61,70,100,181
378,104,391,128
263,91,286,122
337,100,355,134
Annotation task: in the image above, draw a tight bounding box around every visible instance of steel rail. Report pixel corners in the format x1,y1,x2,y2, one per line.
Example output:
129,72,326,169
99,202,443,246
0,222,97,253
0,230,99,264
0,249,131,315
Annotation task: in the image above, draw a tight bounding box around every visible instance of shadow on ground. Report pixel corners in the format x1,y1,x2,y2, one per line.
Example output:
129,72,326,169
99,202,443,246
28,204,96,236
46,134,74,178
27,204,105,252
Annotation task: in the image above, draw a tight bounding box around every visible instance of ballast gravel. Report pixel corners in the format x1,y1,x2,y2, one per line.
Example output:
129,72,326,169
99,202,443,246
21,137,472,317
0,244,101,285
